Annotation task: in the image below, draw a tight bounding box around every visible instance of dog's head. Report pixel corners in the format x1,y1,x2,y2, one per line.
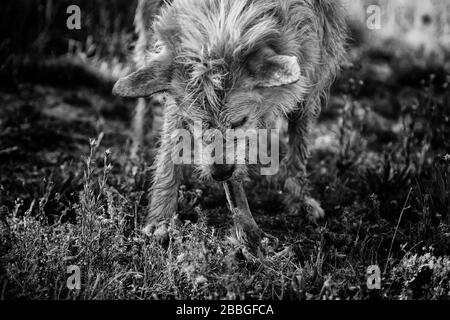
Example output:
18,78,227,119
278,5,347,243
114,0,312,181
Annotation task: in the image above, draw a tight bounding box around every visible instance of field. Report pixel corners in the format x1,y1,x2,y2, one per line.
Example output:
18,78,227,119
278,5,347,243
0,0,449,300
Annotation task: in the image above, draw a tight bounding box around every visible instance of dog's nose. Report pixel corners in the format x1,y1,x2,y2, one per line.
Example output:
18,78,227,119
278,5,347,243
211,164,235,181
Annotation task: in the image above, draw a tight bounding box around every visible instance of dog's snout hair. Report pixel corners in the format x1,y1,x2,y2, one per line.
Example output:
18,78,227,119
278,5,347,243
114,0,348,232
210,164,235,182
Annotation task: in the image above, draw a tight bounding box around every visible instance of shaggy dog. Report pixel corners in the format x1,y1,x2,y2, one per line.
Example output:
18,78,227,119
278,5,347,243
113,0,347,243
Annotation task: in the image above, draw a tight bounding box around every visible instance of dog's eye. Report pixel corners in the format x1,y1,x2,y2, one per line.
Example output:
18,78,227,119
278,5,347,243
231,116,248,129
204,121,214,129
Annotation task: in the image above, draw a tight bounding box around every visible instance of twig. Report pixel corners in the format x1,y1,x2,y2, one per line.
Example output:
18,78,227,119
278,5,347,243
0,147,19,155
384,187,413,275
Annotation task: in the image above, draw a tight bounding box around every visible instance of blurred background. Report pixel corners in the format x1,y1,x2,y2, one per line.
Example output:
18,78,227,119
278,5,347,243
1,0,449,85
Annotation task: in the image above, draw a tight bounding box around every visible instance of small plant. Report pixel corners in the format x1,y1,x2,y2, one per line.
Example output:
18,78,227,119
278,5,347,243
387,248,450,300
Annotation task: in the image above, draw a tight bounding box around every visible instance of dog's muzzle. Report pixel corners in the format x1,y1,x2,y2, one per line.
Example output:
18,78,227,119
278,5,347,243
211,164,235,181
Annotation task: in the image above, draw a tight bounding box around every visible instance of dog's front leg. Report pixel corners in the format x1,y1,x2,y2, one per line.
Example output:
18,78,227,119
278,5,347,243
282,109,324,220
142,106,182,236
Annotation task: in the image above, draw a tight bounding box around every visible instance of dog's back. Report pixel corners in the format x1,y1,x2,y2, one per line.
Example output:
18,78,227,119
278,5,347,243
134,0,346,65
129,0,347,157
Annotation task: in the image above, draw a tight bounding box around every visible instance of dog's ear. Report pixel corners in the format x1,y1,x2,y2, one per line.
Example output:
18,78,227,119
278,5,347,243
250,55,301,88
113,53,172,98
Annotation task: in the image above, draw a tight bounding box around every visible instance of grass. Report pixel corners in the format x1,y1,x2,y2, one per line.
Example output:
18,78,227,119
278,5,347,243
0,37,450,300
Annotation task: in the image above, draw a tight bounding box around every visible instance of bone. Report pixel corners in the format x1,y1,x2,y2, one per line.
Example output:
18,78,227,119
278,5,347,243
223,181,252,217
223,181,235,212
223,181,262,249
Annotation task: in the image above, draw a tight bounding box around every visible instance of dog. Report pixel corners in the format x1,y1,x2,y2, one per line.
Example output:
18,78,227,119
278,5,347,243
113,0,347,243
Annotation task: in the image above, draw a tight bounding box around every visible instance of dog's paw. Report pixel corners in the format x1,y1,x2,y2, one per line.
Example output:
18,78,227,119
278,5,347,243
283,191,325,222
142,221,170,245
304,196,325,221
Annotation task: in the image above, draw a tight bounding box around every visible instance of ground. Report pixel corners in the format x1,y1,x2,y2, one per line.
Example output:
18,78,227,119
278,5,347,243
0,43,449,300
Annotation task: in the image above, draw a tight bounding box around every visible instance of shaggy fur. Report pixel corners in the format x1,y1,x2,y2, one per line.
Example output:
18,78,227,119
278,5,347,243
115,0,348,236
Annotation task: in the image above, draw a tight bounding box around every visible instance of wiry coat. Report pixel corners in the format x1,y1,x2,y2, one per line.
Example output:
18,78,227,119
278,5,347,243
120,0,348,233
137,0,346,112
